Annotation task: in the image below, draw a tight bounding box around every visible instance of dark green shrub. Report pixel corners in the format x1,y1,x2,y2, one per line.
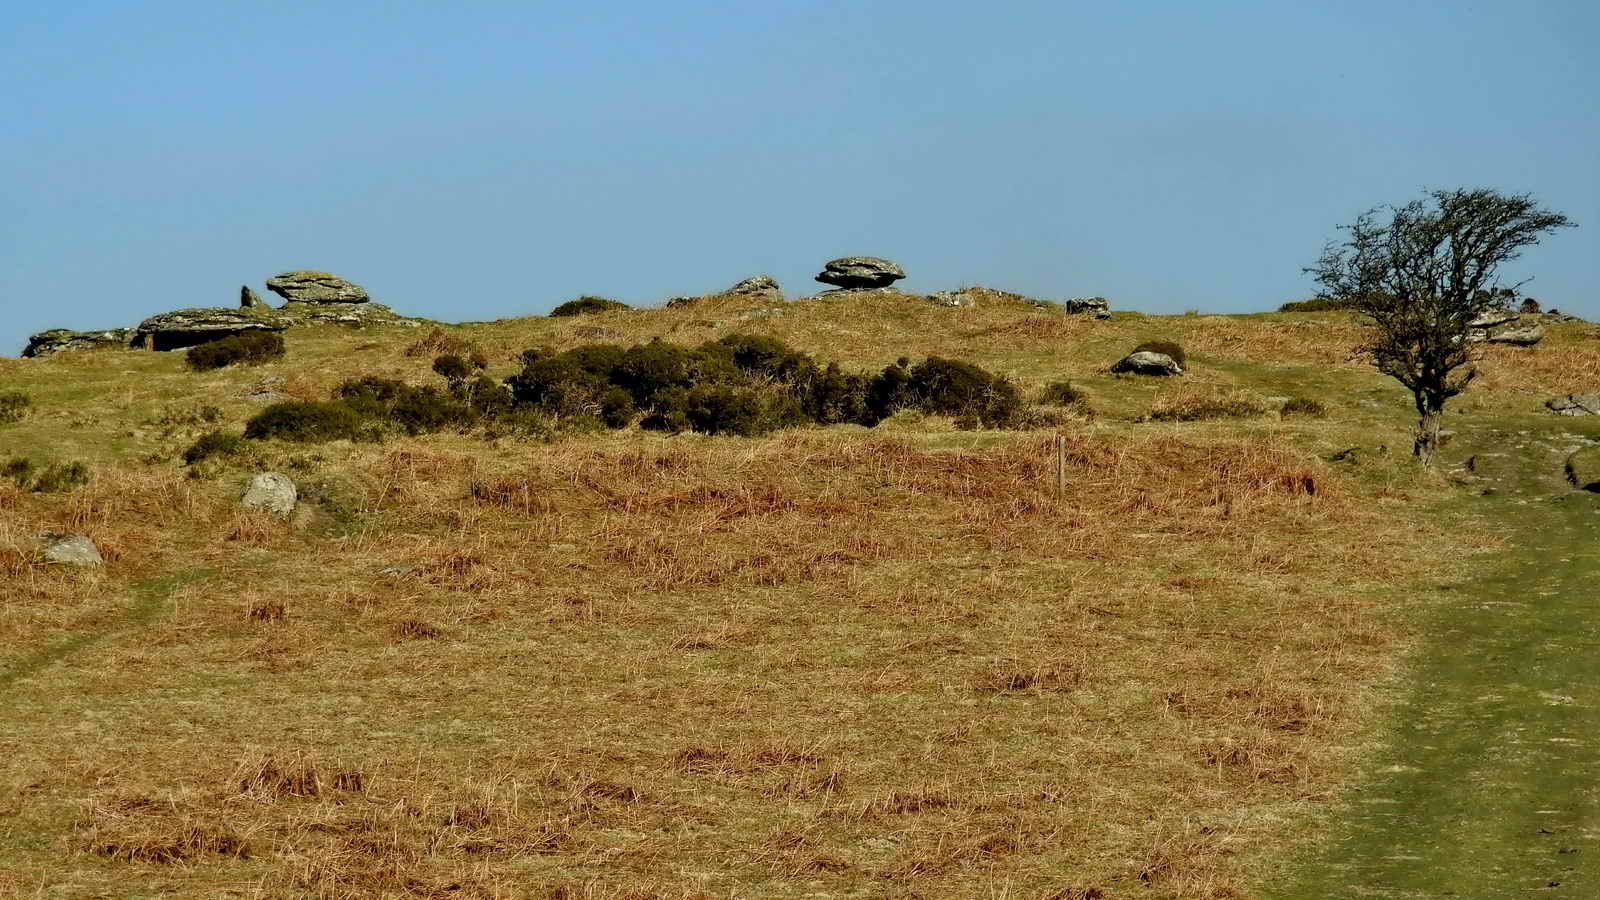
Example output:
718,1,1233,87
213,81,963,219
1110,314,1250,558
245,400,367,442
1278,297,1359,313
32,460,90,493
183,430,248,465
708,334,815,382
640,387,692,433
683,384,788,437
1520,297,1542,314
865,358,914,424
613,340,702,408
1038,381,1086,406
389,386,473,435
550,296,629,317
432,354,472,382
1130,341,1186,367
185,331,285,371
802,362,871,425
506,354,613,417
1280,396,1328,418
600,389,636,429
904,357,1023,428
0,391,30,426
3,457,34,488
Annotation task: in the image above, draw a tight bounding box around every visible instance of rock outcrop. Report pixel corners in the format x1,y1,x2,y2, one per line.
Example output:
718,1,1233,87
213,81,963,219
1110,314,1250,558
22,328,134,358
725,275,780,296
815,257,905,290
265,270,369,304
1567,446,1600,491
241,472,297,517
1487,326,1545,346
1546,392,1600,416
927,290,976,308
1111,351,1183,376
1063,296,1113,318
275,301,410,327
37,531,103,566
241,285,267,308
132,308,290,351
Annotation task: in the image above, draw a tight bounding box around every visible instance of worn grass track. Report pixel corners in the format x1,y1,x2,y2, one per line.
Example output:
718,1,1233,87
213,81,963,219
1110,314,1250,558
1274,417,1600,897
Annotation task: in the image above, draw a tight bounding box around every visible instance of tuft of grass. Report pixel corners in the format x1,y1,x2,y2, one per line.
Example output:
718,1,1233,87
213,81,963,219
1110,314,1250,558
31,460,91,493
1281,396,1328,418
1148,388,1268,422
0,390,31,426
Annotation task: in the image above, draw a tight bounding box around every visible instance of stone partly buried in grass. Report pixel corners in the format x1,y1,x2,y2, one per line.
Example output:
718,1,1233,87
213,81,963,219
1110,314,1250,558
1546,392,1600,416
241,472,297,517
1566,447,1600,492
37,531,103,566
1111,350,1184,376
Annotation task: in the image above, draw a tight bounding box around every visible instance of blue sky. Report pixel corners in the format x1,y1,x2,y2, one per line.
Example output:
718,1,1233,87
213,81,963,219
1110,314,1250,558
3,0,1595,355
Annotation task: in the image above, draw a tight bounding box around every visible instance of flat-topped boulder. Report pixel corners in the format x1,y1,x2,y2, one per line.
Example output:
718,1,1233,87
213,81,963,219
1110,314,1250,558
815,257,905,290
265,270,369,304
725,274,781,296
133,308,290,351
22,328,134,358
1063,296,1113,318
275,301,412,327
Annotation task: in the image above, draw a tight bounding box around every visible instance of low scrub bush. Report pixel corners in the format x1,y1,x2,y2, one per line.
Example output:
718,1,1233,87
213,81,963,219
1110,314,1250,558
244,400,368,443
1148,390,1268,423
32,460,91,493
334,377,474,436
0,391,30,426
1279,297,1359,313
185,331,285,371
1280,397,1327,418
550,296,629,317
1038,381,1086,406
3,457,35,488
1130,340,1186,367
183,430,249,465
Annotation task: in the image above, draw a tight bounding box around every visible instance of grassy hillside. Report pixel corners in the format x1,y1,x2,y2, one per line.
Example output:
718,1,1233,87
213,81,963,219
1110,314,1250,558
1,289,1592,897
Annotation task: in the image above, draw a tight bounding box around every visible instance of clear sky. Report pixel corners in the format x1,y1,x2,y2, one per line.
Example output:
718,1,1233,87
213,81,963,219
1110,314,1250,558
3,0,1595,356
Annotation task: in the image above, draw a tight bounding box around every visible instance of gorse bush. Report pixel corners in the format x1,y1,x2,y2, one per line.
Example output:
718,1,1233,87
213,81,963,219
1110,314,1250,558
0,391,30,426
550,296,629,317
1130,340,1186,368
183,430,249,465
3,457,34,488
245,400,369,443
185,331,286,371
1279,297,1360,313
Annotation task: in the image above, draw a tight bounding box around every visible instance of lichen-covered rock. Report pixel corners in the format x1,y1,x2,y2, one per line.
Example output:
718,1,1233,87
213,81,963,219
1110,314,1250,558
814,257,905,290
927,290,977,308
1063,296,1112,318
132,308,290,351
275,301,414,327
725,275,780,295
1470,308,1520,329
241,285,267,308
1487,326,1545,346
37,531,103,566
1546,392,1600,416
241,472,297,517
265,270,369,304
1110,351,1183,376
1567,446,1600,491
21,328,134,358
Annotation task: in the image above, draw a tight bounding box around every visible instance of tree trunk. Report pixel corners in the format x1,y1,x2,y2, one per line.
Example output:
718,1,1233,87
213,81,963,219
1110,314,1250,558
1414,407,1444,466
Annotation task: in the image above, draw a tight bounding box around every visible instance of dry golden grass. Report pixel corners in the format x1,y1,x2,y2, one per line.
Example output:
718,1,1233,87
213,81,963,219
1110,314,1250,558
6,292,1575,897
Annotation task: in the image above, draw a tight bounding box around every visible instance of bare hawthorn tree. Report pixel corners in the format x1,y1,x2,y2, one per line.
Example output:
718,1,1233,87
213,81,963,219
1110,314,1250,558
1307,188,1574,465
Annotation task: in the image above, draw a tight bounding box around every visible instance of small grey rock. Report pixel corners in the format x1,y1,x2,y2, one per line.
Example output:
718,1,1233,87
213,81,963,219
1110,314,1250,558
815,256,906,290
241,472,297,517
1110,351,1183,376
240,285,267,309
264,270,369,304
38,531,103,566
1470,308,1520,329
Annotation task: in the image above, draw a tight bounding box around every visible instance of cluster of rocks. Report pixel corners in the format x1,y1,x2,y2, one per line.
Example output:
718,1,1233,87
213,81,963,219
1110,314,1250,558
1546,392,1600,416
22,270,414,357
1466,307,1558,347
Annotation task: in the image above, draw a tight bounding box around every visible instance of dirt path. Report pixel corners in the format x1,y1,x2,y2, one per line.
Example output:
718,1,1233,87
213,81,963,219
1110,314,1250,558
1274,424,1600,897
0,568,215,693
